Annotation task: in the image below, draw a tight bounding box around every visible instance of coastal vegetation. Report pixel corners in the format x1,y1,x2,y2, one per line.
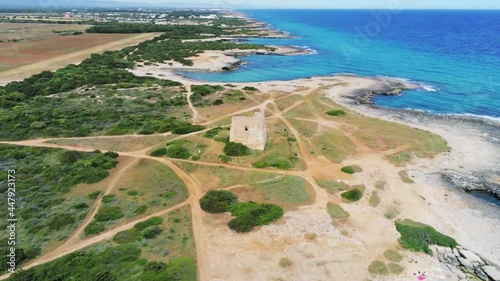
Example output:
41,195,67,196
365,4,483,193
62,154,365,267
325,109,346,116
368,260,389,275
395,219,457,254
341,165,362,174
199,190,284,233
7,244,196,281
223,142,251,156
369,191,381,207
0,145,118,269
341,186,365,202
398,171,415,184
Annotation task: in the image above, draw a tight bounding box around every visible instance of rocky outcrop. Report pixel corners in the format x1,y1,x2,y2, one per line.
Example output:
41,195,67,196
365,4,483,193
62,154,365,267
440,169,500,199
221,60,244,71
432,245,500,281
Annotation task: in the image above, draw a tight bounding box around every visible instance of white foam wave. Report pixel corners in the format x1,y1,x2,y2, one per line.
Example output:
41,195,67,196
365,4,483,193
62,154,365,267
292,45,318,55
375,75,439,92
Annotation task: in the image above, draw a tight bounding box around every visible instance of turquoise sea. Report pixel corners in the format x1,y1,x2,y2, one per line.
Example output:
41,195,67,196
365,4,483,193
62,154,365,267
181,10,500,120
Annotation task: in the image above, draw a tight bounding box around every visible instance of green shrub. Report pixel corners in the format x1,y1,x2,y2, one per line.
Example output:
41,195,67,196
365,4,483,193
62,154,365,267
219,154,231,163
72,202,89,210
395,219,457,255
134,217,163,231
340,165,362,174
46,214,75,230
133,205,148,215
326,110,346,116
165,146,191,159
127,190,139,196
84,221,105,236
252,157,292,170
163,190,177,199
172,125,205,135
228,202,284,233
150,148,167,157
204,127,221,138
87,191,102,199
243,86,258,91
142,226,163,239
199,190,238,214
212,99,224,105
102,194,117,203
94,206,124,222
223,142,251,156
113,228,141,244
341,188,363,202
140,257,197,281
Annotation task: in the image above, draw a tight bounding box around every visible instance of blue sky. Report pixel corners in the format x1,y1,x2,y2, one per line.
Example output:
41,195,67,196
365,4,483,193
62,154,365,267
119,0,500,9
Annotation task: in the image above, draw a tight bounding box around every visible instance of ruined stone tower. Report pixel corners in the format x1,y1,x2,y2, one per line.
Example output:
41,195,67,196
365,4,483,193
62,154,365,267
230,112,267,151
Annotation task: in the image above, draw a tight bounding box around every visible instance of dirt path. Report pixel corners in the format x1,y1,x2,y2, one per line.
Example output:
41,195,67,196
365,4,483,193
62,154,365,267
62,157,139,245
184,83,205,124
0,33,161,82
0,201,189,280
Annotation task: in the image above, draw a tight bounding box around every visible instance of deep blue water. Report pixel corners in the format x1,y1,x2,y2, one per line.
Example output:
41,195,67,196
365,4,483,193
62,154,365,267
181,10,500,119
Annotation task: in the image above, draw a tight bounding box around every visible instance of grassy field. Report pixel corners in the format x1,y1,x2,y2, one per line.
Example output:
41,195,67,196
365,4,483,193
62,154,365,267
274,94,303,111
312,96,450,159
138,206,196,262
248,175,315,208
0,24,158,79
87,159,188,234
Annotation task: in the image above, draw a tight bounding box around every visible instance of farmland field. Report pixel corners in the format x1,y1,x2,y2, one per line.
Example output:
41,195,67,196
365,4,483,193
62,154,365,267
0,23,160,82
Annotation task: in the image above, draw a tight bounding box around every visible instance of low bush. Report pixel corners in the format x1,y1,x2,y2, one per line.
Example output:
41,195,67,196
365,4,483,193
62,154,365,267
252,157,293,170
223,142,251,156
150,148,167,157
388,263,404,274
102,194,117,203
219,154,231,163
369,191,381,207
395,219,457,254
126,190,139,196
142,226,163,239
228,202,284,233
326,109,346,116
113,228,141,244
46,214,74,230
133,205,148,215
243,86,258,91
94,206,124,222
383,250,402,262
134,217,164,231
398,170,415,184
204,127,221,138
87,191,101,199
84,221,105,236
340,165,362,174
165,146,191,159
341,187,364,202
199,190,238,214
172,125,205,135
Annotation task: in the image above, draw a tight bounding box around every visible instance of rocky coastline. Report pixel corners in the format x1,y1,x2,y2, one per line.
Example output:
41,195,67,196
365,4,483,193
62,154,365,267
332,75,500,203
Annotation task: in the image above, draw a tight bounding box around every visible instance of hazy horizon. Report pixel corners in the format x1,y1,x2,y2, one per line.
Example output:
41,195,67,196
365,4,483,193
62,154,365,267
1,0,500,10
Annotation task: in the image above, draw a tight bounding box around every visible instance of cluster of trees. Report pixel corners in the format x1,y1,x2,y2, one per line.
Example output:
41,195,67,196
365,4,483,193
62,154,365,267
86,23,227,38
0,145,118,270
190,84,225,106
199,190,284,233
128,40,272,66
8,244,197,281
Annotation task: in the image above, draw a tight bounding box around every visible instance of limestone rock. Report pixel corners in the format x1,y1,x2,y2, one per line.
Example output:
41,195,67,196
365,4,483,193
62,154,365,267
483,266,500,281
476,268,490,281
458,257,474,273
459,249,484,264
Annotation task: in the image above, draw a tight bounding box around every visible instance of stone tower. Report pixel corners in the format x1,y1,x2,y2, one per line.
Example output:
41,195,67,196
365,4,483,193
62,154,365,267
230,112,267,151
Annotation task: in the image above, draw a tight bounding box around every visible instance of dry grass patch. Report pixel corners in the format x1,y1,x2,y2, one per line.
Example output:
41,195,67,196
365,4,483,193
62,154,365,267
388,263,404,274
375,180,387,190
250,175,315,208
369,191,381,207
275,94,304,111
279,258,293,268
399,170,415,184
383,250,403,262
315,179,350,193
368,260,389,275
327,202,350,219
